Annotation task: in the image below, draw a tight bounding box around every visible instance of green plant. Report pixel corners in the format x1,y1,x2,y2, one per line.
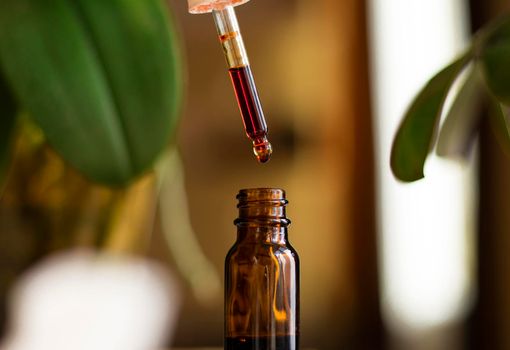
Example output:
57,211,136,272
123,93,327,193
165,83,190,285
391,15,510,182
0,0,183,187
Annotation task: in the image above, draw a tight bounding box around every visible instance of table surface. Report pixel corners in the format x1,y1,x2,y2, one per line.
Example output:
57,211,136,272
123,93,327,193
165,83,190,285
171,348,317,350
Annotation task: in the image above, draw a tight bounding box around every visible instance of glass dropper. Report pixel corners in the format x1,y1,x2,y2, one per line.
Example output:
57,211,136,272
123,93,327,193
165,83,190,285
212,6,272,163
188,0,272,163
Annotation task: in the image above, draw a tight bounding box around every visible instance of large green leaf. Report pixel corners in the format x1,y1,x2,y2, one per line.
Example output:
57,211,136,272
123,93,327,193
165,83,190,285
390,53,470,182
0,72,17,190
0,0,183,186
480,18,510,106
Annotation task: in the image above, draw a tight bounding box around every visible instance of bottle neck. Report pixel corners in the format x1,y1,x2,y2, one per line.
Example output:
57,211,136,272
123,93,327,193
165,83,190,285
236,225,287,245
234,188,290,245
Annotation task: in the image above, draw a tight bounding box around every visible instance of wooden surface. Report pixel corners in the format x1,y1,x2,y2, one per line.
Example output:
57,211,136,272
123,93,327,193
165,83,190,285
170,348,317,350
171,348,222,350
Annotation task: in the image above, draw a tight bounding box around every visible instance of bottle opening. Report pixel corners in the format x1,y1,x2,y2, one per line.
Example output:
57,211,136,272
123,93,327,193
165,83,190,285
237,188,285,202
235,188,290,226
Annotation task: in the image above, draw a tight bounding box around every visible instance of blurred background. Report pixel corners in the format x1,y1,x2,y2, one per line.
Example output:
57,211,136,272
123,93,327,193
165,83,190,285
1,0,510,349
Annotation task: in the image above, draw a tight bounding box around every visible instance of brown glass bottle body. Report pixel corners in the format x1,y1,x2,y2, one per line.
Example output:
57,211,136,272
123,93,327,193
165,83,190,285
225,189,299,350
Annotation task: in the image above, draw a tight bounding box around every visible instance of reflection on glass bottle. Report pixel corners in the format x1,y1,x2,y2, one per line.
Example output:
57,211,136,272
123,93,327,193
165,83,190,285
225,188,299,350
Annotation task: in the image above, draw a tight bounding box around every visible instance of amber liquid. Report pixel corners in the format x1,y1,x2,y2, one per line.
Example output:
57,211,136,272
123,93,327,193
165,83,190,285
225,335,298,350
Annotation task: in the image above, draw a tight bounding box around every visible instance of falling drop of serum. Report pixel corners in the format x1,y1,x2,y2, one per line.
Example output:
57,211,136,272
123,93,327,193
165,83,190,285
252,136,272,163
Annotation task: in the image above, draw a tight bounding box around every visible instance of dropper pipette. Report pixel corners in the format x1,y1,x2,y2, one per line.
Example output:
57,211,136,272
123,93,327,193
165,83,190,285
188,0,272,163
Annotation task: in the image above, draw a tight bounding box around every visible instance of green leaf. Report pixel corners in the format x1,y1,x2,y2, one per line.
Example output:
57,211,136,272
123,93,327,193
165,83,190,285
436,67,483,159
480,18,510,106
0,0,183,186
0,72,17,190
390,53,471,182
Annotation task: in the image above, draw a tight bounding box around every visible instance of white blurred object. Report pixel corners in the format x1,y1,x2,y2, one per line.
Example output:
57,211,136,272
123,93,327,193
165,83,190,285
368,0,475,348
1,250,181,350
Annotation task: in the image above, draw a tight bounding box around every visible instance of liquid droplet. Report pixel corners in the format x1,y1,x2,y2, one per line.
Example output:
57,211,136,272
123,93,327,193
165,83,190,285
253,137,272,163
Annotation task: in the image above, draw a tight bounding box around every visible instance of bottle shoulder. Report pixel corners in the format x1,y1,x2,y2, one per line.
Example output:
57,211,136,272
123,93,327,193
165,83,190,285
225,242,299,265
285,242,300,260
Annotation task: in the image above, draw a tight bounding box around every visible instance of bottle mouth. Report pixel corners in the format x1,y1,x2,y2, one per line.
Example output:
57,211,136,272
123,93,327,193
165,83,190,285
237,188,285,203
235,188,290,227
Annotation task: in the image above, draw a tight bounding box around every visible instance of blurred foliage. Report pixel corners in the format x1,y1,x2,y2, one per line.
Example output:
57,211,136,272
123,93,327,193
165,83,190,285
0,1,186,332
0,0,183,187
0,122,162,331
391,15,510,182
436,69,483,159
391,54,470,181
2,123,119,251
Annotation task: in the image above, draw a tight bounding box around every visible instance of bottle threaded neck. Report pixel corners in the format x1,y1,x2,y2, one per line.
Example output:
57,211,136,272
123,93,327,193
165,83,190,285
234,188,290,227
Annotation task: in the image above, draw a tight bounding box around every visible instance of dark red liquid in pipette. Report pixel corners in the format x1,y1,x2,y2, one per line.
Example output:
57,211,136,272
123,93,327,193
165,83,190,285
229,65,266,137
228,65,272,163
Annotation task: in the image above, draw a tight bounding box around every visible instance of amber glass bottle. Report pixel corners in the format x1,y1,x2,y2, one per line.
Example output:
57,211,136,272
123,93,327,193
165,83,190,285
225,188,299,350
